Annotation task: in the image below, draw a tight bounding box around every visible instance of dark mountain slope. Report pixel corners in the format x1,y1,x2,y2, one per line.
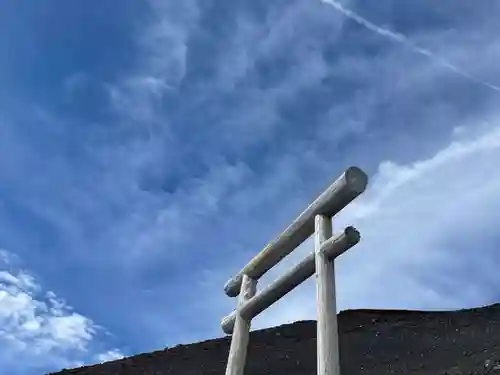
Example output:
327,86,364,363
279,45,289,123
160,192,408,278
49,303,500,375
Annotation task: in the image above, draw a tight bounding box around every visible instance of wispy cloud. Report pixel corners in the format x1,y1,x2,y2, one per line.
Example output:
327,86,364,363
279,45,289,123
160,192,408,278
58,0,500,347
2,0,500,370
0,250,123,373
106,0,200,127
95,349,125,363
321,0,500,91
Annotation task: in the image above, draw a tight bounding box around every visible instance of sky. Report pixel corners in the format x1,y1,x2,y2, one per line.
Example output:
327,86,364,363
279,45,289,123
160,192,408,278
1,0,500,373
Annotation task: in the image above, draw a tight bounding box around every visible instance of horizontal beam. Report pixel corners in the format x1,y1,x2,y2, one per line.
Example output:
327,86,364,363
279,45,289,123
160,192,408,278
224,167,367,297
221,227,360,334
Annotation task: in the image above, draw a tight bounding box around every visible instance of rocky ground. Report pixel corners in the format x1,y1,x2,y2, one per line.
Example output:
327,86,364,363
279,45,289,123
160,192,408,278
49,303,500,375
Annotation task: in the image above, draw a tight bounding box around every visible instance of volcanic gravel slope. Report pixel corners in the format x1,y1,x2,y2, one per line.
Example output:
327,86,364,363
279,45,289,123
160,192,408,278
49,303,500,375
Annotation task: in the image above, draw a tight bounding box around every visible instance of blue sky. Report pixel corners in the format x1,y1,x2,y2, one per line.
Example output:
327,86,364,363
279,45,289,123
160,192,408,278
1,0,500,373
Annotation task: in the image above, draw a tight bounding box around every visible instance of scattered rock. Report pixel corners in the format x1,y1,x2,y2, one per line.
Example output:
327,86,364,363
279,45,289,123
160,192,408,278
48,303,500,375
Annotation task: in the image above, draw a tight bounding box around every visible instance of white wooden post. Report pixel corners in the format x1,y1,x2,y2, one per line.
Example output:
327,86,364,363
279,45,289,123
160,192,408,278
225,274,257,375
315,214,340,375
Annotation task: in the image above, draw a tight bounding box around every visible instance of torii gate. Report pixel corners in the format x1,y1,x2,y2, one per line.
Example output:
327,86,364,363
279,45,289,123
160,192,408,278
220,166,368,375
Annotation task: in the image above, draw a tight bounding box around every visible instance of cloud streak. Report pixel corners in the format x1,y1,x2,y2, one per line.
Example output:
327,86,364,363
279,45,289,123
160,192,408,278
321,0,500,92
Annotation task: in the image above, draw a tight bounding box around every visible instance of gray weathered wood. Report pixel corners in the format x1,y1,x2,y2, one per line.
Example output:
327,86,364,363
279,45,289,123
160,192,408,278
315,214,340,375
221,227,360,334
224,167,368,297
225,274,257,375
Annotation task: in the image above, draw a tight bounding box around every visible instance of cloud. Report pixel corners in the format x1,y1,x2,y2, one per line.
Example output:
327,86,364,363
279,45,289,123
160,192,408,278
84,0,500,344
320,0,500,91
105,0,200,127
241,119,500,331
3,0,500,363
95,349,125,363
0,250,123,373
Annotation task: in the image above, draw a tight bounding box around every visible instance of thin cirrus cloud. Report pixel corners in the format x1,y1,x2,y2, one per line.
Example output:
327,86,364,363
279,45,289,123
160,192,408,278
1,0,500,372
320,0,500,91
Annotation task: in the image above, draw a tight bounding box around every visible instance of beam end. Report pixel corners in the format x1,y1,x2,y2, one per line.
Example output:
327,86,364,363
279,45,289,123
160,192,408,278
345,167,368,195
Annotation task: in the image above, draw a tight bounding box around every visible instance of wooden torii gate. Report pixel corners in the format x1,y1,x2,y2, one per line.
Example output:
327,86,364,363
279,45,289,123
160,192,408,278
221,166,369,375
